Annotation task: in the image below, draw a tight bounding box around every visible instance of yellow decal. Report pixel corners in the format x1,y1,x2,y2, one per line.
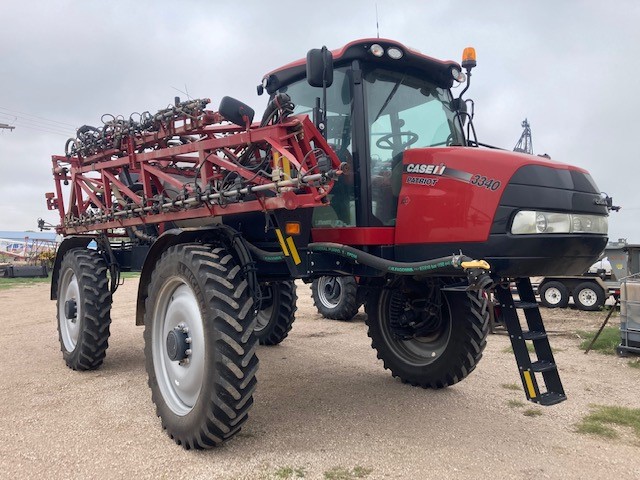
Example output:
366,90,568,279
523,370,537,399
286,236,302,265
275,229,289,256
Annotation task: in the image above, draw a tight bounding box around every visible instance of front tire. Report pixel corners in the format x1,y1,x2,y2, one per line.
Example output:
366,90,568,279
311,276,360,321
144,244,258,449
573,282,605,311
365,282,489,388
254,281,297,345
56,248,112,370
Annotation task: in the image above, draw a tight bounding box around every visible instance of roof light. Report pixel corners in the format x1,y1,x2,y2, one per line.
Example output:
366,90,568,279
462,47,477,70
370,44,384,57
387,47,403,59
451,67,466,83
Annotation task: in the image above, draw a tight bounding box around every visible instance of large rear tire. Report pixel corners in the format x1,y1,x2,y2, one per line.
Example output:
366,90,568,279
144,244,258,449
254,281,297,345
56,248,112,371
311,276,360,321
365,282,489,388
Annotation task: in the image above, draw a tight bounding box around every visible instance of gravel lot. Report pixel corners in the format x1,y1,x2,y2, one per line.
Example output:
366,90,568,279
1,279,639,479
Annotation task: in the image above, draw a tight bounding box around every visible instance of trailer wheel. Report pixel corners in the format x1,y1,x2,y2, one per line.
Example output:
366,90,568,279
56,248,112,371
311,276,360,321
144,244,258,449
254,281,297,345
365,284,489,388
573,282,605,311
539,281,570,308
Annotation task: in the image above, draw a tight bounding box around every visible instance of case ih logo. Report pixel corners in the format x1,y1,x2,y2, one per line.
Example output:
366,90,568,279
404,164,446,175
404,163,474,183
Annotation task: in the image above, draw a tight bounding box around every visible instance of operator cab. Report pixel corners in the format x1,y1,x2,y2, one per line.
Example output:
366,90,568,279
261,39,466,229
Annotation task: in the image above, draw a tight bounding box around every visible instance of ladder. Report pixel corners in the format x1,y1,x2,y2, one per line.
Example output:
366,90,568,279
494,278,566,406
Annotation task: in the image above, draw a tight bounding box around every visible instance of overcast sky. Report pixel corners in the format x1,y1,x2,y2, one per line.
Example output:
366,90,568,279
0,0,638,242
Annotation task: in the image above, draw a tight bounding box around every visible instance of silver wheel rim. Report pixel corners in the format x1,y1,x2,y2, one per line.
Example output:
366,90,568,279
544,287,562,305
58,268,81,352
152,277,205,416
255,284,275,332
317,277,343,309
578,288,597,307
379,290,452,367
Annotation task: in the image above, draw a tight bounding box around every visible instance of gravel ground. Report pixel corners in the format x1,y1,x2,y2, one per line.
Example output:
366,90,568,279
1,279,639,480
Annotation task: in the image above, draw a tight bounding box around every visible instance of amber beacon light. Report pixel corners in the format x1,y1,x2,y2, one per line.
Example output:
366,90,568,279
462,47,477,70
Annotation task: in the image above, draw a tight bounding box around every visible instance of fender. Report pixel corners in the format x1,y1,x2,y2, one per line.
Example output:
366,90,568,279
50,236,94,300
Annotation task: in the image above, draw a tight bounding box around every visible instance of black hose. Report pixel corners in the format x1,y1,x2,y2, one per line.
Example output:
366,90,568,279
245,242,288,263
307,243,470,275
217,226,260,306
247,240,473,275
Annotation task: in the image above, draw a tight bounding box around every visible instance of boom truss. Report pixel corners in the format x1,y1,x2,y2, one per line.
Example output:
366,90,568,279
46,97,342,235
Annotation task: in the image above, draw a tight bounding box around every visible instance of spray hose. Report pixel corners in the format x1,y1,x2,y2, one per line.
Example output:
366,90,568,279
246,242,492,289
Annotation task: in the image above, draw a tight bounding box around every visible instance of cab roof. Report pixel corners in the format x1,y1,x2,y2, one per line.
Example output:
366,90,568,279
262,38,461,95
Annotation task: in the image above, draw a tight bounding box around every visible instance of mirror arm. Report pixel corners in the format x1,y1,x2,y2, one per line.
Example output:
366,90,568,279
320,46,329,139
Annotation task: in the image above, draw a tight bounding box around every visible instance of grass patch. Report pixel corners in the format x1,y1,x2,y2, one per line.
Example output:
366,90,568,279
273,466,306,479
507,399,525,408
578,326,619,355
523,408,543,417
576,405,640,440
629,359,640,369
0,275,50,290
324,466,372,480
119,271,141,279
501,382,521,391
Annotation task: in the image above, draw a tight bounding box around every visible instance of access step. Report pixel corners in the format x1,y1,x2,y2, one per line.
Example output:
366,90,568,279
494,277,566,406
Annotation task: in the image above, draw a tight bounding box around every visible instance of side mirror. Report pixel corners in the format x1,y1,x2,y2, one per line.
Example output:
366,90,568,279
306,47,334,88
219,96,255,128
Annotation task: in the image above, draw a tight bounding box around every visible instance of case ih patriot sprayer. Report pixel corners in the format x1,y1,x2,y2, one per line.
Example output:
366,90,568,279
45,39,612,449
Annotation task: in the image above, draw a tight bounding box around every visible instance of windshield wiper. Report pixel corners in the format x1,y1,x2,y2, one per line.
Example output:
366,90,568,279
374,73,405,122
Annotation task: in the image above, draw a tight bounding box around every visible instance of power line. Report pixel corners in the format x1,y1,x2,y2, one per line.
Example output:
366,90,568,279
0,120,71,137
0,113,75,136
0,106,77,128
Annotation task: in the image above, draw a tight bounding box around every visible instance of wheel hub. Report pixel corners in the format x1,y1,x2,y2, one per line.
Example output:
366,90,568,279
64,299,77,320
389,292,443,340
323,280,340,301
166,323,192,363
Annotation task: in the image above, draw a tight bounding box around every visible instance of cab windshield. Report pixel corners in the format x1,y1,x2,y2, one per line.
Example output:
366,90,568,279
364,67,462,225
279,65,462,227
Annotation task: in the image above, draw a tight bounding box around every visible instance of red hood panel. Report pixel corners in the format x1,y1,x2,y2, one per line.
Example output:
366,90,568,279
395,147,586,245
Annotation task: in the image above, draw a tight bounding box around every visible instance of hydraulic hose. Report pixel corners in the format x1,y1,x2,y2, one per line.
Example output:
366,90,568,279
246,241,490,276
307,243,486,275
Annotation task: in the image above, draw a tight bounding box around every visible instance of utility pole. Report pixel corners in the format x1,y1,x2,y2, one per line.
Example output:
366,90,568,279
513,118,533,154
0,123,15,131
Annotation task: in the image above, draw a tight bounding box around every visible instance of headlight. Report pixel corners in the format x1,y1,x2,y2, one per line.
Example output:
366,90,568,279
511,211,608,235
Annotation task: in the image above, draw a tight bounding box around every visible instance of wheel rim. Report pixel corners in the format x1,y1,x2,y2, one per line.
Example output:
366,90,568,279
544,287,562,306
578,288,597,307
379,289,452,367
152,277,205,416
58,268,81,352
255,284,275,332
317,277,343,309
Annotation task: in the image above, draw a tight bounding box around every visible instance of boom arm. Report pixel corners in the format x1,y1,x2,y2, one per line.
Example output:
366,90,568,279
46,98,342,235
